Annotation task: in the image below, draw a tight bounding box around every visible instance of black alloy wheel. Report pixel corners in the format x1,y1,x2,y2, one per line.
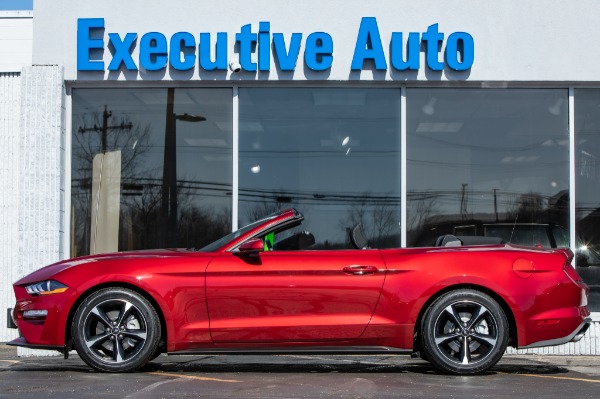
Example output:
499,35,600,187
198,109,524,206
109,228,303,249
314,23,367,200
72,288,161,372
421,289,509,375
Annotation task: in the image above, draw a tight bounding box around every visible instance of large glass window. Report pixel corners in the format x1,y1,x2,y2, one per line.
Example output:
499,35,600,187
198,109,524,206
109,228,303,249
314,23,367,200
407,89,569,250
71,88,232,256
239,88,401,249
575,89,600,311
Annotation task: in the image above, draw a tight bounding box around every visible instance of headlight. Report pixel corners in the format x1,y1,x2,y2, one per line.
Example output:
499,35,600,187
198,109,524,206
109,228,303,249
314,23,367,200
24,280,68,296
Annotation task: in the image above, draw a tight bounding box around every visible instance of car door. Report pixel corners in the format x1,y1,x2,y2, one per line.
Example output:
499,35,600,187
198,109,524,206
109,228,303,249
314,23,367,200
205,249,386,343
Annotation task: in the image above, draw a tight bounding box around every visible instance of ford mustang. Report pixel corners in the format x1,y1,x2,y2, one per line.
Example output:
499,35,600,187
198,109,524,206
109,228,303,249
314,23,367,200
8,208,591,374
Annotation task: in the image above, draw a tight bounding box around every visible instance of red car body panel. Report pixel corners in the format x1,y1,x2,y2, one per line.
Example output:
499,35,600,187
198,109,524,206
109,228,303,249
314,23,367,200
10,209,591,359
206,250,386,343
374,247,589,347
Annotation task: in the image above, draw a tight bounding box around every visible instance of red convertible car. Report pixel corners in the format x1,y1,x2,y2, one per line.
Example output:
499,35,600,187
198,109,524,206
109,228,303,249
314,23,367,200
8,208,591,374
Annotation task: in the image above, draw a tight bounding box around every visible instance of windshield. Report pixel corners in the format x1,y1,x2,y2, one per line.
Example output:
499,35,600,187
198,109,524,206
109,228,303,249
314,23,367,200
196,213,281,252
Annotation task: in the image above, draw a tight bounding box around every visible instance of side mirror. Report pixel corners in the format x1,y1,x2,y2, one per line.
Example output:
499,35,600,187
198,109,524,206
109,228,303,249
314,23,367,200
236,238,264,255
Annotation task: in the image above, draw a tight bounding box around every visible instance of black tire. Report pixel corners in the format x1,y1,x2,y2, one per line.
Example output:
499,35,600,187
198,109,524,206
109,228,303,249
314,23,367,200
421,289,509,375
72,288,161,372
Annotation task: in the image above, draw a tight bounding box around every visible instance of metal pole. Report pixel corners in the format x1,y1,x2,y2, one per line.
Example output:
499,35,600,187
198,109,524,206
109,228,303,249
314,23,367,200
493,188,499,222
101,105,112,153
161,88,178,248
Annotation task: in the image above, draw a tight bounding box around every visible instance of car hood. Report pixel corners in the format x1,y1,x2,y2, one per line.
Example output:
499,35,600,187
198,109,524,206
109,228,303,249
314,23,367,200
13,248,196,286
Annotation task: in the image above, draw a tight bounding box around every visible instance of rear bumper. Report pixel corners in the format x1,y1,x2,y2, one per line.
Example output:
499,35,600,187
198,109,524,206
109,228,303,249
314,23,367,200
519,317,592,349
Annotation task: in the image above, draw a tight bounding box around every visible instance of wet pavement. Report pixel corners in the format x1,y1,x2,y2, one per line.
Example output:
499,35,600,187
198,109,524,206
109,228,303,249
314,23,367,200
1,345,599,398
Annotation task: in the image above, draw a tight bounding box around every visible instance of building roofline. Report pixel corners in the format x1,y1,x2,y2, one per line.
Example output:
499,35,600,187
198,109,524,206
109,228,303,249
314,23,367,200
0,10,33,18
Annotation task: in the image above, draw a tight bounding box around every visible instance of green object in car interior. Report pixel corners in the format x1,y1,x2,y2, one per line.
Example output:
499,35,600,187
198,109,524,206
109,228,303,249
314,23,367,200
264,232,274,251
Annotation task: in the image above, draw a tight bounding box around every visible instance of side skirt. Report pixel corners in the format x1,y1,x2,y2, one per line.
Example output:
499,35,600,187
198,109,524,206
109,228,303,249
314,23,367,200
170,346,412,356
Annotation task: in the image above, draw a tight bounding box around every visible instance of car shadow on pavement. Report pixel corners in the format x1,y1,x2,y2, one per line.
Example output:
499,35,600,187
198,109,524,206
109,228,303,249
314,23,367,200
2,354,570,376
492,363,570,376
137,356,570,376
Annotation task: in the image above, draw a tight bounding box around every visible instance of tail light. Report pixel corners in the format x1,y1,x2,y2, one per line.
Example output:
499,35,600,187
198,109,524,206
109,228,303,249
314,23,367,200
563,262,583,284
555,248,582,283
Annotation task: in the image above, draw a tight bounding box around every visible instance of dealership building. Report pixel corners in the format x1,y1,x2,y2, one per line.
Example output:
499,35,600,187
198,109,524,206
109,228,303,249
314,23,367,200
1,0,599,354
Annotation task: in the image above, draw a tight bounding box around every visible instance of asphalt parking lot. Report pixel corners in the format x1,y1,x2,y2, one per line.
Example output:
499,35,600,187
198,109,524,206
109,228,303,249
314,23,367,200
1,345,599,398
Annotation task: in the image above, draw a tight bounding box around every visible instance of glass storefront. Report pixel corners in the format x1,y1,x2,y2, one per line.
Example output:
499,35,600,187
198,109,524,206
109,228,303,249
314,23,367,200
238,88,401,248
575,89,600,311
71,88,233,256
407,89,569,247
71,86,599,310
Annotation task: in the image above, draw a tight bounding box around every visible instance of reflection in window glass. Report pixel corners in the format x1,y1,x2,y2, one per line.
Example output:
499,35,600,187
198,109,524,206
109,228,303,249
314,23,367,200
71,88,232,256
552,226,569,248
575,89,600,311
407,89,569,249
483,224,551,248
239,88,401,249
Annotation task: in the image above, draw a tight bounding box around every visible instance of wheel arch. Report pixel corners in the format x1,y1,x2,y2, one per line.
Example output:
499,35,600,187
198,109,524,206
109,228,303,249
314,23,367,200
64,282,167,353
412,284,518,353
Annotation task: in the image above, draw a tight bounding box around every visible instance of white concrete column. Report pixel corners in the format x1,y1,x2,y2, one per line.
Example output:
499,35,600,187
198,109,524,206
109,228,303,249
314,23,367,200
16,65,65,356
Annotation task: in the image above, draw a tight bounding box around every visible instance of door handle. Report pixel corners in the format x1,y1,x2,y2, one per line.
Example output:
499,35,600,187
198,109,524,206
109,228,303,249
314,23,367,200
343,265,378,275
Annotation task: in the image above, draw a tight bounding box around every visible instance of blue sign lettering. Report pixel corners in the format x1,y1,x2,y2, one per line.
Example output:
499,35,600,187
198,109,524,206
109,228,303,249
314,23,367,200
76,18,474,75
170,32,196,70
236,24,257,72
199,32,228,70
77,18,105,71
108,32,137,71
258,22,271,72
351,17,387,70
139,32,168,71
273,33,302,71
305,32,333,71
421,23,444,71
445,32,475,71
351,18,474,72
390,32,420,70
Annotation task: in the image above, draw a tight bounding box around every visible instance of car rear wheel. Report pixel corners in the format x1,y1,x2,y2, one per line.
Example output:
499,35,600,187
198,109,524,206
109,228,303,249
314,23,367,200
421,289,508,375
72,288,160,372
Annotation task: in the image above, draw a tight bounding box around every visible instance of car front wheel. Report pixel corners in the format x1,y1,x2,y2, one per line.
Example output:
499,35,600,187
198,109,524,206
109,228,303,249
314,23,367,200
72,288,161,372
421,289,509,375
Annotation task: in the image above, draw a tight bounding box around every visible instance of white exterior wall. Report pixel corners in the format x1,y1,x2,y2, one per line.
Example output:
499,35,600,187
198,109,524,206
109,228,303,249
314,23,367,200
0,11,32,73
0,11,33,344
0,72,22,343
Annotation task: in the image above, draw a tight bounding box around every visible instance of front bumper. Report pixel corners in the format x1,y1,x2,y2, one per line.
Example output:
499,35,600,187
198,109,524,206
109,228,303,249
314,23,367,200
10,285,72,349
6,336,67,355
520,317,592,349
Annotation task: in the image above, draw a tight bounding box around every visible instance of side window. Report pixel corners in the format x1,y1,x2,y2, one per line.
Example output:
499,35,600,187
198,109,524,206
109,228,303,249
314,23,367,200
552,226,569,248
255,222,316,252
263,232,275,251
258,226,316,251
274,230,316,251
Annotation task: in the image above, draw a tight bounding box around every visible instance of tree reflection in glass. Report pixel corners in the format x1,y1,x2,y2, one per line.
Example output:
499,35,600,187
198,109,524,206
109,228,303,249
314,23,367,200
71,88,232,256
